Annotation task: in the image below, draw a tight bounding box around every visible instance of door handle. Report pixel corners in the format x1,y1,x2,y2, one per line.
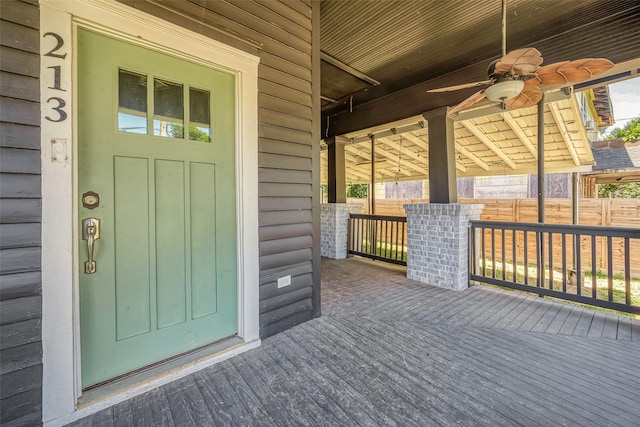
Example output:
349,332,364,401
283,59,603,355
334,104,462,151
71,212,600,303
83,218,100,274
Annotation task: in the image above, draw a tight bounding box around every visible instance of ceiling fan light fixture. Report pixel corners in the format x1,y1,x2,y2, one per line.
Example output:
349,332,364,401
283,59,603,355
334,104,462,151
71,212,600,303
484,79,525,101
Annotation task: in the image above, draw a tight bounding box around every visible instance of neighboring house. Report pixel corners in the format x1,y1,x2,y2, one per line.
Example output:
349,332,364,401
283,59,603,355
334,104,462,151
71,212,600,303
1,1,319,425
582,139,640,197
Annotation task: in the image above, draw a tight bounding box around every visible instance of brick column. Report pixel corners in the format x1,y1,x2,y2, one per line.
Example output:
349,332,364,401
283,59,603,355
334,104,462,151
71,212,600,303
404,203,483,290
321,203,362,259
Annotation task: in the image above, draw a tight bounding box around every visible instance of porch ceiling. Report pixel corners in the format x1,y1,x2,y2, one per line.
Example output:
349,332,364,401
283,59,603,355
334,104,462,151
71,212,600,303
320,94,593,185
320,0,640,138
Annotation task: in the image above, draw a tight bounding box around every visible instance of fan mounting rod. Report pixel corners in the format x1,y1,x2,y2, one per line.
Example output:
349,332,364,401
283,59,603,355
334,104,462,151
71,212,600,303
501,0,507,57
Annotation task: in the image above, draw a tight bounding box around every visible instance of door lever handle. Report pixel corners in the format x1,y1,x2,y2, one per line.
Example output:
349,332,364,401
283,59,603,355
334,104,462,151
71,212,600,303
83,218,100,274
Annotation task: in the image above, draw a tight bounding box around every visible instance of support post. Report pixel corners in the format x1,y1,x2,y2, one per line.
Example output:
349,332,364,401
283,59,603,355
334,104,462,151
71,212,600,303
572,172,579,225
537,94,545,288
423,107,457,203
326,136,346,203
370,134,376,214
405,203,483,290
537,95,545,223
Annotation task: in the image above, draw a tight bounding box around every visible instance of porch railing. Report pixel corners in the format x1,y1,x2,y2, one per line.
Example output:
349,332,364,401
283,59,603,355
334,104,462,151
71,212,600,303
348,214,407,266
469,220,640,315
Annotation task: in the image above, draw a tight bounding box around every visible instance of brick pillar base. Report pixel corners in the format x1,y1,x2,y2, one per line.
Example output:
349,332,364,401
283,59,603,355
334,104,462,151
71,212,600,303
404,203,483,290
321,203,362,259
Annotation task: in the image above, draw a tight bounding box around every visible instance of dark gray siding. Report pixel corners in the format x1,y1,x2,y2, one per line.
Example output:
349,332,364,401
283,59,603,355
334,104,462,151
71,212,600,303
119,0,320,338
0,0,43,425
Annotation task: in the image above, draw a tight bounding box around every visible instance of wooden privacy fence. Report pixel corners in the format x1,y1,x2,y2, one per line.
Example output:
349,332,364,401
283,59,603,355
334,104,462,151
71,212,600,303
349,198,640,276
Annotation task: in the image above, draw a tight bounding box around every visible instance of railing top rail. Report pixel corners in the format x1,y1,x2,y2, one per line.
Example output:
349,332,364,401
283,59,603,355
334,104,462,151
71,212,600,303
350,213,407,222
470,220,640,238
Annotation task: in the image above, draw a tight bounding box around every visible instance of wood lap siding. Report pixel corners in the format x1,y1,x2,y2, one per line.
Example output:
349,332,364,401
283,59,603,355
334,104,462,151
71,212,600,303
0,0,43,425
120,0,319,337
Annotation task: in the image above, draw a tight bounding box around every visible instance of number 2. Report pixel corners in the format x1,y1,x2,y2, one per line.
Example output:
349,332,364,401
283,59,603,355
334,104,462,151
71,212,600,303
43,32,67,59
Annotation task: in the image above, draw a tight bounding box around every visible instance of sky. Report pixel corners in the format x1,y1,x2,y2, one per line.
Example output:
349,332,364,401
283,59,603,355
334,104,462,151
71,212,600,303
605,75,640,133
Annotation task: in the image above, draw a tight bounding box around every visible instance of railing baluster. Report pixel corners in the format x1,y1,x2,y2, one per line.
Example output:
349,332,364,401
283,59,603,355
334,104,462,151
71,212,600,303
576,235,582,296
481,227,486,277
625,237,631,306
561,233,567,293
385,220,390,258
511,229,516,283
391,220,396,260
536,231,541,288
470,223,476,276
348,216,352,254
607,236,613,302
400,222,407,261
591,235,597,299
374,219,379,256
548,231,554,290
501,229,506,281
524,231,529,286
491,228,496,279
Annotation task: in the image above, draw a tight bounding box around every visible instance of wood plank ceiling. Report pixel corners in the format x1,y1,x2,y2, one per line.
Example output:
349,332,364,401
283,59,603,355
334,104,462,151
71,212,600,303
320,95,594,184
319,0,640,138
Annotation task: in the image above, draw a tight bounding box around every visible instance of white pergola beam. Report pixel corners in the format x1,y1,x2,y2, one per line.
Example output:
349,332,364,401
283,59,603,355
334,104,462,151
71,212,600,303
453,139,490,171
373,144,429,176
461,121,517,169
550,103,581,166
378,136,427,165
344,144,412,178
400,132,429,152
502,111,537,160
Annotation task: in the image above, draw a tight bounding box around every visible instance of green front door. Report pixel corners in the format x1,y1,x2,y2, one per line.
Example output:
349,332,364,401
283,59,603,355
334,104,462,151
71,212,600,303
78,28,237,388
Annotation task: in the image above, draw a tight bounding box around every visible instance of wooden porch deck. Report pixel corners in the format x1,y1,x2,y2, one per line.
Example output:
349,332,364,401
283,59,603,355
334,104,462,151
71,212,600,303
71,257,640,426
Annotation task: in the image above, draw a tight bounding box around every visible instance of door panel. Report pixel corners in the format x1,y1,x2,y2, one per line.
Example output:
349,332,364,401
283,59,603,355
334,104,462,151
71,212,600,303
78,28,237,387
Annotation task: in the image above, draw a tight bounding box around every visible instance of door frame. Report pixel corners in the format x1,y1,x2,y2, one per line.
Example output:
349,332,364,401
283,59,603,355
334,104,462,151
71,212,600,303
40,1,260,425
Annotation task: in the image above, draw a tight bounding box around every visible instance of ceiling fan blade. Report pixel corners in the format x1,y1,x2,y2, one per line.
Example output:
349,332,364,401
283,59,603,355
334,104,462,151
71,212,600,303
448,89,487,115
535,61,570,84
537,58,614,85
503,79,542,109
494,47,543,75
427,80,492,93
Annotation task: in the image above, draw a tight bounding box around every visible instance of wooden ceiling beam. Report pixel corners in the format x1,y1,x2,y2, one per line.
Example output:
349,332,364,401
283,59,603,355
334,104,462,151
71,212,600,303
549,103,581,166
399,132,429,152
501,111,538,160
378,136,427,165
460,121,517,169
400,130,471,173
344,145,406,178
453,140,490,171
371,144,427,176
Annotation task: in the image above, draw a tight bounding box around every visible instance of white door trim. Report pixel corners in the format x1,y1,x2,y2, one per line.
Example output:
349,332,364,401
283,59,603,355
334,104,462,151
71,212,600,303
40,1,260,425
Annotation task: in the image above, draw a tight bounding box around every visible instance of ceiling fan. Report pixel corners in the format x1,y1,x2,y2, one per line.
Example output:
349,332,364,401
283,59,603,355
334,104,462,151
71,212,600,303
428,0,614,116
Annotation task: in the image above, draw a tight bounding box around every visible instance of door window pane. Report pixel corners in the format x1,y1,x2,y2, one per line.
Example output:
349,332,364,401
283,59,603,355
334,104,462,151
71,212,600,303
118,70,147,134
189,88,211,142
154,78,184,138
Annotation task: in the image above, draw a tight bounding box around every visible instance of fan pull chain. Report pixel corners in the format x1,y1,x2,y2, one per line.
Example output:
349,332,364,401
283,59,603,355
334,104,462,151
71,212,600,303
396,135,403,184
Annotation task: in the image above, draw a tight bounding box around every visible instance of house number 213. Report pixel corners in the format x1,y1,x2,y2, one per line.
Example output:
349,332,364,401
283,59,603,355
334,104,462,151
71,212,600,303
43,32,68,123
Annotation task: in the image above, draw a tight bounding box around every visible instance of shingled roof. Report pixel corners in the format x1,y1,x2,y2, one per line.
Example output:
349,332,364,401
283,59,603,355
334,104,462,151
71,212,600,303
592,139,640,170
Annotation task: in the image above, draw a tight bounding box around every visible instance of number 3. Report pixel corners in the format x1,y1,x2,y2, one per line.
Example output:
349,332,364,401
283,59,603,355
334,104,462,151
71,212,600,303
45,97,68,122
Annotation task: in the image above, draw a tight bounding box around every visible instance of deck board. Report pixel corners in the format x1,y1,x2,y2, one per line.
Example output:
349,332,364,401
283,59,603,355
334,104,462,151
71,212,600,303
69,257,640,427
